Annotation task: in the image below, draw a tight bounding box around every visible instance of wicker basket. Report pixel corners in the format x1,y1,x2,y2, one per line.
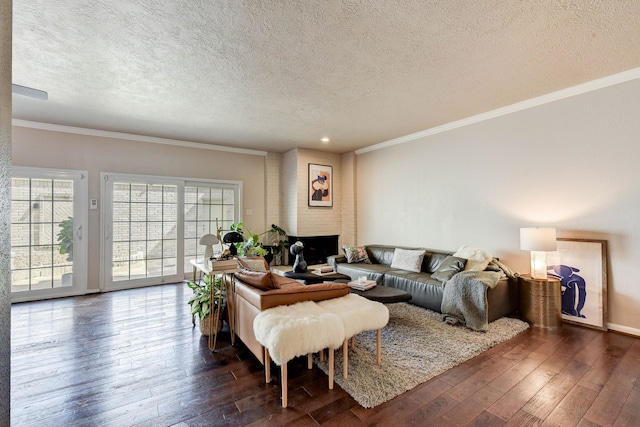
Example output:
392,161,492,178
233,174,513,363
199,314,223,336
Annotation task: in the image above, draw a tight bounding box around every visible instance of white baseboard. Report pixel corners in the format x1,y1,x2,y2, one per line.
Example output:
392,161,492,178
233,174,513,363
607,323,640,337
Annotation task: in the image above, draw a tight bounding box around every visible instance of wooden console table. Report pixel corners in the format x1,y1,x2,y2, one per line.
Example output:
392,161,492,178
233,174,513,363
190,258,239,351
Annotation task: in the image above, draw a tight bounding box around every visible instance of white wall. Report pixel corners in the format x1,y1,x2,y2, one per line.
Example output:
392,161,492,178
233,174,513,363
356,77,640,334
12,126,268,292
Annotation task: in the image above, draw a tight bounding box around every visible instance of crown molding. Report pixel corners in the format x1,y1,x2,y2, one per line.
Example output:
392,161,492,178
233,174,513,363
11,119,268,157
356,67,640,155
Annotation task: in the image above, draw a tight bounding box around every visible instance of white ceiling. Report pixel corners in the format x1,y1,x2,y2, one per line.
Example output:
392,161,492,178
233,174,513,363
11,1,640,154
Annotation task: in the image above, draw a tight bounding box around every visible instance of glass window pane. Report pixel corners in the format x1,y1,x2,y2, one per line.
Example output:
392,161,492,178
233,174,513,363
54,202,73,223
148,222,162,240
31,246,52,268
130,184,147,202
53,180,74,200
11,201,30,223
113,202,130,221
11,178,30,200
164,186,177,203
30,267,53,290
31,179,53,201
130,222,146,241
164,222,177,239
148,203,163,221
184,187,197,204
113,183,130,202
130,203,147,222
184,205,196,221
113,222,129,242
163,240,176,258
113,242,130,262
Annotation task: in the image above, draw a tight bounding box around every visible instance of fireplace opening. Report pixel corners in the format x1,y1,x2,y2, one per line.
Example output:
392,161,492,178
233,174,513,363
287,235,339,266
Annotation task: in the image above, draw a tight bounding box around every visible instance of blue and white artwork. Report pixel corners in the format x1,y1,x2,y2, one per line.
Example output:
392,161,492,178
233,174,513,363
546,239,607,330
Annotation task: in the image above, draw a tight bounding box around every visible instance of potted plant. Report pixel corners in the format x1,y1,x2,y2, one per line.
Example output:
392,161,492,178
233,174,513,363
57,216,73,286
187,274,223,336
229,223,287,263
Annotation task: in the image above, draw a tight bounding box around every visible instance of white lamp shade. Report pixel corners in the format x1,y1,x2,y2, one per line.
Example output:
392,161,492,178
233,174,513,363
520,228,557,251
199,234,219,268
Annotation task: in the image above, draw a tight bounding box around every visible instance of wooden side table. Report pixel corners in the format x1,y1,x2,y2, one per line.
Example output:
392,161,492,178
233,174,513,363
518,274,562,329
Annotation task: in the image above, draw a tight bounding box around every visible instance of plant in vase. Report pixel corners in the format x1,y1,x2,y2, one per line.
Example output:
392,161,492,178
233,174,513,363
229,223,287,263
187,274,222,336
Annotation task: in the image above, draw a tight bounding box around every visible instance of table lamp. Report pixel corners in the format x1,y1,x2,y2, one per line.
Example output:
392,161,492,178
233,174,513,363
520,227,557,279
199,234,219,269
223,231,244,256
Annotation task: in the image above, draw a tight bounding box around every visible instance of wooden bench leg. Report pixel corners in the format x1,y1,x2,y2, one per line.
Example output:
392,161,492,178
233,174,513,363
319,349,324,362
377,329,382,364
281,362,288,408
308,353,313,369
328,348,334,390
351,336,355,349
264,348,271,383
343,339,349,378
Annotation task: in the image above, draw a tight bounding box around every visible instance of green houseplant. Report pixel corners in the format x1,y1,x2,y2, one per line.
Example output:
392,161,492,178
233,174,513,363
229,223,287,260
187,274,222,336
57,217,74,262
57,217,74,286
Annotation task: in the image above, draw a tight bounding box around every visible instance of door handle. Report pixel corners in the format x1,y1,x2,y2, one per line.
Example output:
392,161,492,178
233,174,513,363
76,225,82,240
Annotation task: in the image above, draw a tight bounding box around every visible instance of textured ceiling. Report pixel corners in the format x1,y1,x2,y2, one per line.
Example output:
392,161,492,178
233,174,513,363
11,0,640,153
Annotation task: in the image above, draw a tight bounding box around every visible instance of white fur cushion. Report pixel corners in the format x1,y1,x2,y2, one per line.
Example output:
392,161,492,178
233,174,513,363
317,294,389,338
253,301,345,366
390,248,425,273
453,245,492,271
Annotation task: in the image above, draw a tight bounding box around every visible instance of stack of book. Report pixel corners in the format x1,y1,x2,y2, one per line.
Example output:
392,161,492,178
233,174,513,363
348,279,376,291
311,265,335,276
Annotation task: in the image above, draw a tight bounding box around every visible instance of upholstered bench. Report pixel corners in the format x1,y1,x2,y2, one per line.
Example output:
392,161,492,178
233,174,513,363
317,294,389,378
253,300,345,407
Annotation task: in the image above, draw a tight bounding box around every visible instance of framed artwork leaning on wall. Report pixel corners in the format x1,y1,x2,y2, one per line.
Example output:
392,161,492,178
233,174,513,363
547,238,608,331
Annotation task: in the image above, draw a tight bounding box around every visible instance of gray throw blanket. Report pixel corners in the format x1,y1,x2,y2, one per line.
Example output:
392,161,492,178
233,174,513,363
441,270,501,332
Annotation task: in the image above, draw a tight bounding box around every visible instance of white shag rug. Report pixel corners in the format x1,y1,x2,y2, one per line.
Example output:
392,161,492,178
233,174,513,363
315,302,529,408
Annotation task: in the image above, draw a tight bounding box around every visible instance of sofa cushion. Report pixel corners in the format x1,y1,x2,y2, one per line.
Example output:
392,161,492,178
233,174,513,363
365,245,398,265
390,248,425,273
453,246,492,272
237,256,270,271
235,267,276,291
342,245,372,264
431,256,467,282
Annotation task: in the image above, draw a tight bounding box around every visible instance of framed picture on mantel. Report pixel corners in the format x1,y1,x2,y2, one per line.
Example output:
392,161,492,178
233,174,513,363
546,238,608,331
308,163,332,207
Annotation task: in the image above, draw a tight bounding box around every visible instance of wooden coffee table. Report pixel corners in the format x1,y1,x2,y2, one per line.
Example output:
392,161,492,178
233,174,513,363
350,285,412,304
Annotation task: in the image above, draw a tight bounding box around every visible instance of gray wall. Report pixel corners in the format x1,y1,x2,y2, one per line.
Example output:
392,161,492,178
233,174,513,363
0,0,12,424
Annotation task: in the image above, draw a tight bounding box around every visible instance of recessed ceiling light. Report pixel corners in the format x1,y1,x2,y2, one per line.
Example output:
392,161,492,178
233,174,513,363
321,137,330,143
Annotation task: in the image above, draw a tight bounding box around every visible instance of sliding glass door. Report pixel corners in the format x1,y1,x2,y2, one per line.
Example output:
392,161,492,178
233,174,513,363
10,167,88,302
102,173,240,291
102,174,181,291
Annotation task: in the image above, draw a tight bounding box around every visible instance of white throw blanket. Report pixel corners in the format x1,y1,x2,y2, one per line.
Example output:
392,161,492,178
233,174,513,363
441,270,501,332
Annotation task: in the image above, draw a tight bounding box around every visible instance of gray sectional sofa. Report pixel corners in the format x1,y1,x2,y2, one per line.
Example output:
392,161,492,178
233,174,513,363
327,244,518,323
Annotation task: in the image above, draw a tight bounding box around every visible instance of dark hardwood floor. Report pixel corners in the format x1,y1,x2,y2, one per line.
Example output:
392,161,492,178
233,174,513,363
10,283,640,426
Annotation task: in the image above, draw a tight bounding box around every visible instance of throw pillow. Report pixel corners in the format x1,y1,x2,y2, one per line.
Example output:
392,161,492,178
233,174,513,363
452,245,492,271
343,245,372,264
237,256,269,272
390,248,425,273
431,256,467,282
235,267,275,291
